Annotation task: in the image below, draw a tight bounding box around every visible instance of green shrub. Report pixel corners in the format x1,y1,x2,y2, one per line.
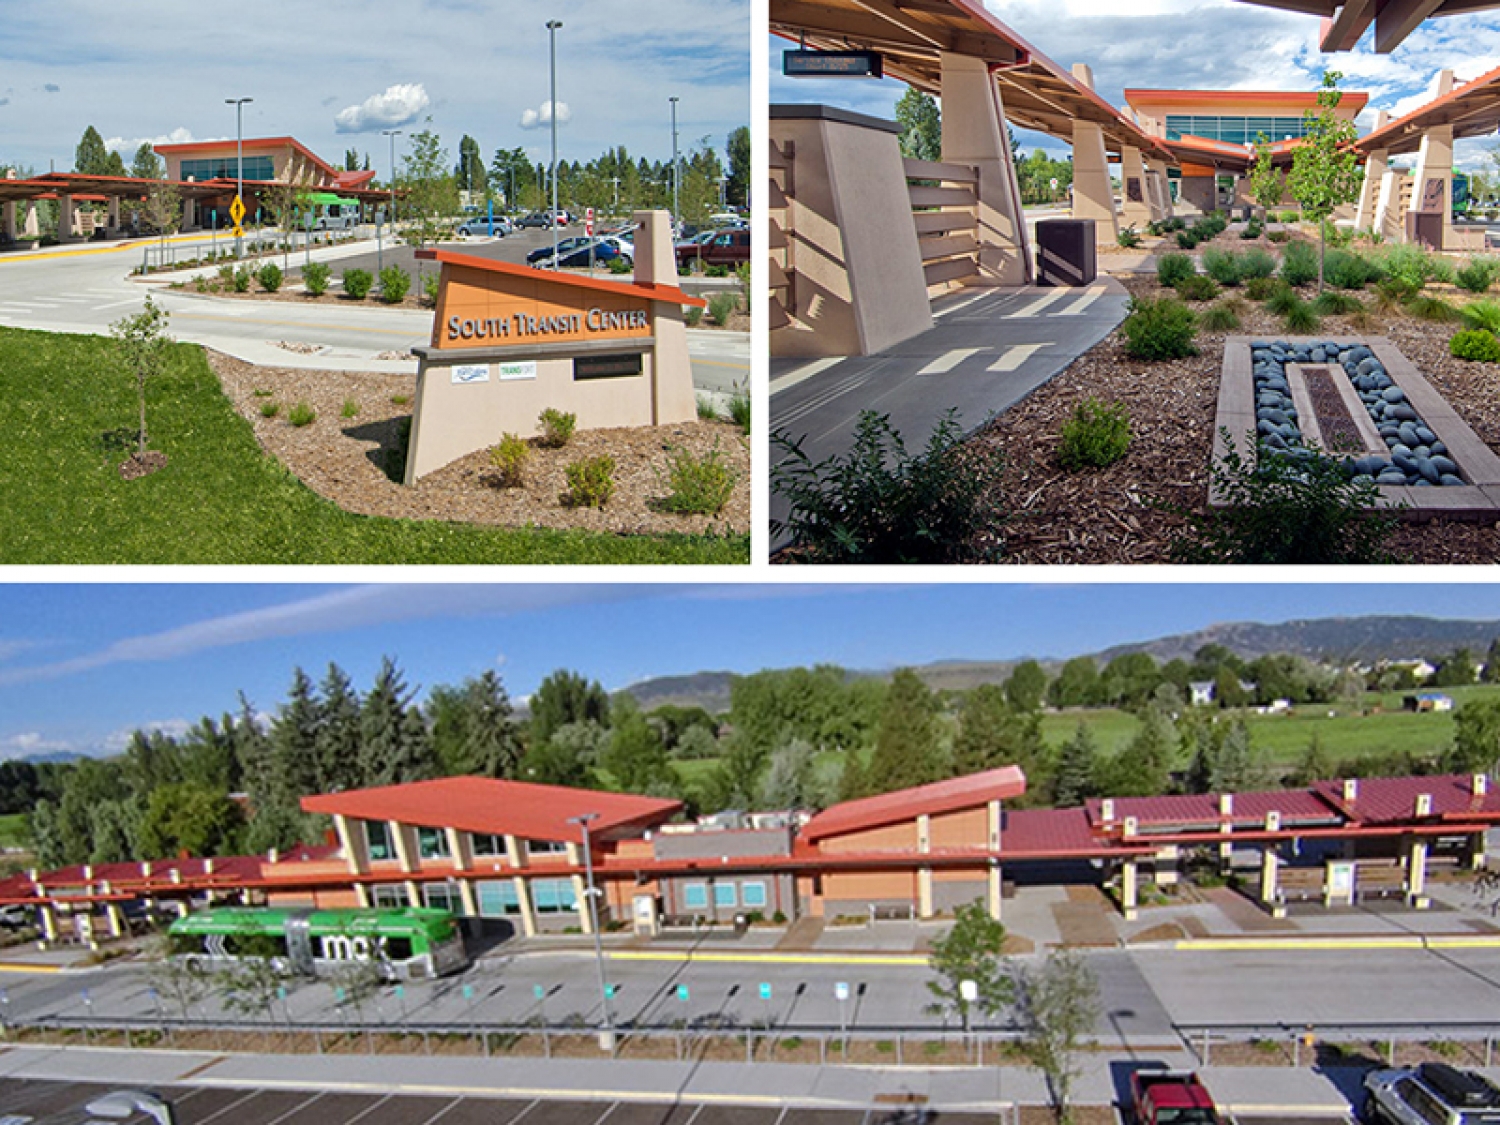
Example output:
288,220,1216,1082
1279,210,1300,224
1240,248,1276,280
1175,274,1220,302
340,398,360,419
231,267,252,293
770,409,1005,564
1267,230,1291,244
697,396,720,421
423,273,440,304
1175,230,1200,250
1245,275,1285,302
1282,298,1320,333
302,261,330,296
728,382,751,435
390,394,411,406
1201,248,1243,287
1377,242,1440,294
259,401,280,418
685,305,704,327
608,257,632,275
288,402,316,427
1200,301,1242,332
1312,290,1364,317
538,407,576,449
255,263,283,293
1405,294,1460,322
489,433,531,486
1456,258,1500,294
342,268,373,299
1460,299,1500,334
1117,225,1142,248
564,456,616,508
1157,252,1196,289
1451,329,1500,362
707,292,737,326
1120,294,1198,360
705,264,730,279
379,266,410,303
1169,429,1402,564
1058,398,1131,471
1240,220,1263,241
1322,248,1378,290
659,445,737,515
1280,241,1318,287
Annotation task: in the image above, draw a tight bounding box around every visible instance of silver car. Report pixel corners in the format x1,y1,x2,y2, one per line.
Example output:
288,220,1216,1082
1365,1064,1500,1125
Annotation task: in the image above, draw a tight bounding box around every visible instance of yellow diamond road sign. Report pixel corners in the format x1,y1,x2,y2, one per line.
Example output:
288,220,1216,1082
229,196,246,225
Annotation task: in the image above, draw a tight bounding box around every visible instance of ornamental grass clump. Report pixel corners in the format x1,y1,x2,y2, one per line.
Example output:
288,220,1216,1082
1120,295,1197,361
538,408,576,449
1156,252,1196,289
1281,298,1321,334
1200,301,1243,332
1280,241,1318,287
288,401,316,427
1057,398,1131,471
1461,299,1500,335
658,445,737,515
1174,274,1219,302
1312,290,1364,317
1202,248,1244,287
489,433,531,487
1456,258,1500,294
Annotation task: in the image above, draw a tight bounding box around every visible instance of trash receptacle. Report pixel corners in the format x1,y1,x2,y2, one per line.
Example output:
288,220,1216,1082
1035,219,1097,287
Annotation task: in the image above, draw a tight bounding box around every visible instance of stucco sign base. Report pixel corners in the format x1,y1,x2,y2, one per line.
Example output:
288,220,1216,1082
1214,336,1500,517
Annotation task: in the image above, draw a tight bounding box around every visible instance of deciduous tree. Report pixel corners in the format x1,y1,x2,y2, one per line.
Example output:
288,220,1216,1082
1015,948,1101,1124
926,901,1011,1030
1287,71,1362,293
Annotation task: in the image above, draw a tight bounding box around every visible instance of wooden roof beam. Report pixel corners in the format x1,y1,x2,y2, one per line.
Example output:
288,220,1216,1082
1320,0,1376,49
845,0,951,49
772,1,935,50
1374,0,1445,52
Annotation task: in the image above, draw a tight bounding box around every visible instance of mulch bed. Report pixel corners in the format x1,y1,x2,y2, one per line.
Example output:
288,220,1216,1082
967,273,1500,564
207,351,749,537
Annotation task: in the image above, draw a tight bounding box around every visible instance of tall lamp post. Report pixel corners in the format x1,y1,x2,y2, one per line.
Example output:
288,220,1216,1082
567,812,614,1051
546,19,563,268
382,128,402,230
226,97,252,258
669,96,680,235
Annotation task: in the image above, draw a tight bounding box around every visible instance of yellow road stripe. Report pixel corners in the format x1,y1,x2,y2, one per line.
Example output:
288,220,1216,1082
610,950,928,966
0,963,62,973
1174,936,1429,951
0,232,218,264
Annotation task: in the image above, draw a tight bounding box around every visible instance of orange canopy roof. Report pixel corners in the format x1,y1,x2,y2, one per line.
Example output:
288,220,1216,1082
802,765,1026,842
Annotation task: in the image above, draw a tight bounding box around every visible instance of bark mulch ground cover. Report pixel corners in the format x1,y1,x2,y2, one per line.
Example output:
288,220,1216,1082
208,350,749,538
968,272,1500,564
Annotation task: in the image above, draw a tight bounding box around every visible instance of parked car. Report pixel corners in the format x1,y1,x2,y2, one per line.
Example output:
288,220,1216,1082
1365,1063,1500,1125
0,904,32,929
594,235,634,264
456,215,511,237
675,227,750,271
526,236,592,264
1130,1070,1220,1125
516,211,555,230
533,239,625,270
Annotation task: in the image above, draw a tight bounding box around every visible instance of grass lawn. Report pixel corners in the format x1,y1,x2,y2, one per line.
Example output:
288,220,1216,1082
0,814,27,850
1,327,748,564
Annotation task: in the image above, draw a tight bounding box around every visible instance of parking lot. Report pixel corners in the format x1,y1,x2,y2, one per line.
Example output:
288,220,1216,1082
0,1079,993,1125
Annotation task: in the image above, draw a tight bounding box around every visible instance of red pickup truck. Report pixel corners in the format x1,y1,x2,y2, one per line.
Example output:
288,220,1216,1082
676,228,749,271
1131,1070,1221,1125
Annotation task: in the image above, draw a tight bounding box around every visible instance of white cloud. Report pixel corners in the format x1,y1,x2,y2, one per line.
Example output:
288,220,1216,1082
334,83,430,133
0,732,73,759
519,100,572,130
101,719,193,755
103,126,202,154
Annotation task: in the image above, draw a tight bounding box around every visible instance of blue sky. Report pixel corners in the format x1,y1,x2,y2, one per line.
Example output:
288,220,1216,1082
0,0,749,178
7,582,1500,761
770,0,1500,173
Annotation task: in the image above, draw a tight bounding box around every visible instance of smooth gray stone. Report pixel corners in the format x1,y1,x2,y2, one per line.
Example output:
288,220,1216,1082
1440,473,1465,486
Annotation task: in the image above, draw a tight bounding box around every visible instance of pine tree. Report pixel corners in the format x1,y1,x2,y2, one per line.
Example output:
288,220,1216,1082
895,88,941,162
1485,638,1500,684
74,125,111,175
1293,732,1334,785
952,685,1044,788
270,667,322,803
457,670,522,778
315,663,362,794
866,669,944,794
529,670,611,746
359,657,434,786
1102,706,1174,796
1053,723,1099,807
130,143,164,181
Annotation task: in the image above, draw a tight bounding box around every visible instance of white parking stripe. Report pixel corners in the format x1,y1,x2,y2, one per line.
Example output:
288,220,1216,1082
919,347,982,374
1003,287,1069,318
770,356,842,395
1054,285,1107,316
988,343,1045,372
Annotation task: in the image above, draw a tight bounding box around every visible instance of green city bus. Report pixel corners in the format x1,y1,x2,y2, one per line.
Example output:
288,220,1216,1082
168,906,469,980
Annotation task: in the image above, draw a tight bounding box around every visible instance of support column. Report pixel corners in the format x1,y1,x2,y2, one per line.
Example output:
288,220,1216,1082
1376,168,1405,241
333,815,370,877
1148,159,1174,219
57,194,77,243
940,51,1031,285
457,878,478,918
21,202,38,238
38,903,58,945
1119,145,1152,230
1120,859,1139,922
1356,111,1390,232
1408,836,1430,909
566,841,594,934
104,902,125,939
917,867,934,918
512,876,537,937
353,882,371,908
987,863,1002,921
1261,846,1285,919
107,195,120,233
1412,73,1456,250
1069,64,1119,244
1179,164,1217,214
2,200,15,242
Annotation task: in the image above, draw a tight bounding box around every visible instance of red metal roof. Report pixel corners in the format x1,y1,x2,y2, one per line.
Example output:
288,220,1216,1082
1313,773,1500,825
416,248,707,308
1357,64,1500,156
302,776,683,844
801,766,1026,842
1085,786,1338,830
1001,807,1148,858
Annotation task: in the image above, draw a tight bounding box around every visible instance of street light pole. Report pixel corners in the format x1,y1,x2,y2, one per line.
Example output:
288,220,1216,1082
567,812,614,1051
382,128,402,232
226,97,252,259
547,18,563,268
669,96,680,235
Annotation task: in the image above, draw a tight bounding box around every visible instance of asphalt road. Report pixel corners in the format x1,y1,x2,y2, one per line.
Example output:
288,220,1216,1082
0,232,748,396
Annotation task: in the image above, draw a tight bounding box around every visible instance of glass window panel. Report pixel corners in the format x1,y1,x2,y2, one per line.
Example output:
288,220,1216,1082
714,883,737,908
472,833,503,857
372,884,410,909
682,883,708,910
365,821,393,861
740,882,768,908
477,880,520,917
418,827,451,859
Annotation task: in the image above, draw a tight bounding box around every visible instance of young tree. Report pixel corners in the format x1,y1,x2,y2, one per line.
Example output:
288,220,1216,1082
110,295,172,461
214,921,285,1025
726,125,750,207
895,88,942,162
144,938,212,1022
402,121,458,247
926,901,1012,1031
1015,948,1102,1124
142,179,182,255
1287,70,1362,293
1248,133,1285,221
455,134,487,196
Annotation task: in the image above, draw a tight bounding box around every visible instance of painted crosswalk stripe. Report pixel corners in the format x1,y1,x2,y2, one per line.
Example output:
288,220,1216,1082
1054,285,1107,316
1003,287,1069,318
918,347,982,375
770,356,843,396
988,343,1045,372
934,290,1000,319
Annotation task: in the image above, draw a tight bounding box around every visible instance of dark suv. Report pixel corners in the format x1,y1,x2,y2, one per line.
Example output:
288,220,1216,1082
1365,1063,1500,1125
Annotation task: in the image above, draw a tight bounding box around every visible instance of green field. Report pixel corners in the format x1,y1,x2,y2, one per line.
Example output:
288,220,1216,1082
0,814,29,850
0,327,748,564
